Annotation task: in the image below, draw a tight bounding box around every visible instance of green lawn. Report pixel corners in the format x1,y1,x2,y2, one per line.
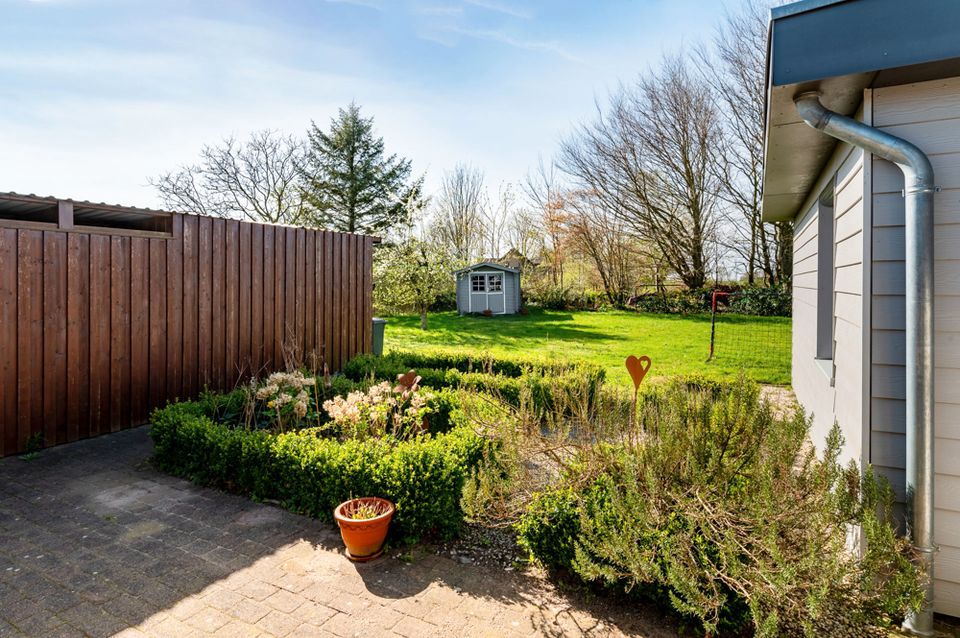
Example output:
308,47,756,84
382,309,791,386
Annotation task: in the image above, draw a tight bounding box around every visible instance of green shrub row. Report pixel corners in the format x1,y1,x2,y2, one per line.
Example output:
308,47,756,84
728,285,792,317
342,352,605,419
629,286,792,317
150,397,490,541
342,349,602,380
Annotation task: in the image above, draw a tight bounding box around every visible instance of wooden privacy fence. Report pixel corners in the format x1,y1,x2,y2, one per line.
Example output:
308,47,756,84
0,196,374,457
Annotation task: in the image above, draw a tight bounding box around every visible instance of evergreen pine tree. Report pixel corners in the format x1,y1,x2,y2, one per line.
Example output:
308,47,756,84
301,102,413,234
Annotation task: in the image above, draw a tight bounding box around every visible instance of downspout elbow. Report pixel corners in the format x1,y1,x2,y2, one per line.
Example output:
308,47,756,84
795,91,934,189
794,92,833,131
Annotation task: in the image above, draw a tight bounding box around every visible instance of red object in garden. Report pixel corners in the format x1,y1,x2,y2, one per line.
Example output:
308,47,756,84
625,355,651,425
334,497,395,562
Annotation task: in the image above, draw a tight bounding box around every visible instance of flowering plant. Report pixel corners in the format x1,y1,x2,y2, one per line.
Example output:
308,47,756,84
323,370,431,441
254,370,320,431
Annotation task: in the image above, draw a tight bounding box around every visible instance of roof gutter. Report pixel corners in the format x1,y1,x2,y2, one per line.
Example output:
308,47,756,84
794,92,936,636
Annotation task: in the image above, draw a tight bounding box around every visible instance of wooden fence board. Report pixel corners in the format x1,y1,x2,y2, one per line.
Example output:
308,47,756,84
0,229,18,455
250,224,263,376
17,231,43,448
182,216,199,399
324,231,333,371
109,236,130,432
148,238,167,413
89,234,111,436
199,217,214,391
42,232,67,445
239,222,251,379
263,224,275,371
166,215,184,400
305,231,316,366
295,228,306,367
363,236,373,353
0,215,372,456
285,228,297,364
226,220,240,386
66,234,90,442
129,237,149,426
331,234,341,371
211,218,226,391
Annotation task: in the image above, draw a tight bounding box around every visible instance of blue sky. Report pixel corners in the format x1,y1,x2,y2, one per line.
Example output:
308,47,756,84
0,0,731,209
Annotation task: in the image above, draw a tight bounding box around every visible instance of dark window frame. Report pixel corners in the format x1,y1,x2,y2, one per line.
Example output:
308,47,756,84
816,181,835,361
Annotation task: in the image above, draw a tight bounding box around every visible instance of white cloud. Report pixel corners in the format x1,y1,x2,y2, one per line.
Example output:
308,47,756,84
445,25,581,62
463,0,532,19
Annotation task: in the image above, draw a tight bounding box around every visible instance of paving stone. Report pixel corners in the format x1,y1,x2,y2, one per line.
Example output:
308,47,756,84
226,598,273,625
185,607,232,633
255,609,303,637
392,615,441,638
235,579,278,602
0,426,671,638
211,619,262,637
167,595,209,621
294,600,338,627
58,603,128,637
263,588,305,614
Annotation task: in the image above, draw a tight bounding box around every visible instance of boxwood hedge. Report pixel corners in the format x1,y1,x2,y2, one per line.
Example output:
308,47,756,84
150,395,491,541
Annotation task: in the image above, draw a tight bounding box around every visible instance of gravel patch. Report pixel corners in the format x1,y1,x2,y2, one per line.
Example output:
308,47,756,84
430,522,525,571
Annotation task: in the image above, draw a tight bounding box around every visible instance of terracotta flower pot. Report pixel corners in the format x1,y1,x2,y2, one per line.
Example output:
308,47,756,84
334,497,395,562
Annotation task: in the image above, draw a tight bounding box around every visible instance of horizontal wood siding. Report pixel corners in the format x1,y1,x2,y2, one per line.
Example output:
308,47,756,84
791,132,866,467
0,216,373,457
872,76,960,615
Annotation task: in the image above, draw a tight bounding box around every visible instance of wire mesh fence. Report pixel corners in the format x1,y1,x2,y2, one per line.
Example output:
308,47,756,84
706,291,792,385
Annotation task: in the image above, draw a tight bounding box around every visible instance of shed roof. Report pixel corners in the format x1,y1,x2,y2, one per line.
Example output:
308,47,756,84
761,0,960,221
453,261,520,275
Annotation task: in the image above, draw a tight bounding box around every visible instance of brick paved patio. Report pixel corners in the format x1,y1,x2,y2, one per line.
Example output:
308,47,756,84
0,427,677,637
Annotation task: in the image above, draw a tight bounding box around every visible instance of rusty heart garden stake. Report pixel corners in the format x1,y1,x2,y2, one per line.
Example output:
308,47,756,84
625,355,651,426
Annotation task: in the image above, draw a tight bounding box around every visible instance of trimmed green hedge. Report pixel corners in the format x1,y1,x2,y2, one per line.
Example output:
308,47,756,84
150,396,490,541
342,351,605,419
342,349,601,380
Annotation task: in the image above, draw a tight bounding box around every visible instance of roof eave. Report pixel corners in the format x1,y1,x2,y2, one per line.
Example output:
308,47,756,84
760,0,960,222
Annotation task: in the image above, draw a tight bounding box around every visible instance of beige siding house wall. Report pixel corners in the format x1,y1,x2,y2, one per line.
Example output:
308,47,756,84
791,119,867,469
867,77,960,616
792,78,960,616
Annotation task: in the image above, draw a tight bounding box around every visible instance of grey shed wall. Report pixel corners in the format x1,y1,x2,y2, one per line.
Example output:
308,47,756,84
455,268,520,314
456,274,469,313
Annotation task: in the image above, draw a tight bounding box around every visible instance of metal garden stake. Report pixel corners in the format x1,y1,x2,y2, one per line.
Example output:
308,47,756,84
625,355,651,426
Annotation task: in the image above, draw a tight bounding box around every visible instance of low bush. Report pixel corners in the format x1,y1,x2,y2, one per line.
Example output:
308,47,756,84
515,376,923,636
428,289,458,312
150,397,490,541
343,349,598,380
342,351,606,420
631,289,710,314
527,284,570,310
728,285,792,317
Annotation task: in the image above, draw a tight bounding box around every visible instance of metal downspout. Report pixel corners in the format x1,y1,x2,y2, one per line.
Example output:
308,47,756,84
793,92,936,636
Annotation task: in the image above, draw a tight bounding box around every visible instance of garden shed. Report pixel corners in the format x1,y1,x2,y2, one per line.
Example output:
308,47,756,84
454,262,520,315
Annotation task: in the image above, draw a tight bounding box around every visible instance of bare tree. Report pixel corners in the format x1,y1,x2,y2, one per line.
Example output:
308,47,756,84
432,163,486,264
151,130,310,226
506,205,544,266
565,189,640,306
524,158,568,285
698,1,792,285
482,183,514,259
559,55,720,290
